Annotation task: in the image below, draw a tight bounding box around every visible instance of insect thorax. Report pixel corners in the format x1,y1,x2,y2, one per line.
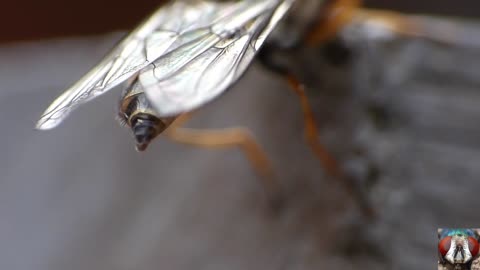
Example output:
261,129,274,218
265,0,327,48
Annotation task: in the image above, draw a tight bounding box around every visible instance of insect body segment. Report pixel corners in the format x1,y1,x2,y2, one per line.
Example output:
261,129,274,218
118,80,175,151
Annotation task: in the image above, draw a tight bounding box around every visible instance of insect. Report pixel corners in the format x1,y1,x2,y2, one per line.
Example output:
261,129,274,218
36,0,297,144
438,229,480,270
36,0,426,216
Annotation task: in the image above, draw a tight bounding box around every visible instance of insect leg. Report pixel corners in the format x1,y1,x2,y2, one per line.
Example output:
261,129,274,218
164,113,281,205
306,1,438,46
257,46,374,218
351,8,479,47
286,75,374,218
304,0,362,46
352,8,424,38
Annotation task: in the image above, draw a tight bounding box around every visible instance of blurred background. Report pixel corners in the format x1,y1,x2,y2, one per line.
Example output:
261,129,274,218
1,0,479,43
1,1,480,270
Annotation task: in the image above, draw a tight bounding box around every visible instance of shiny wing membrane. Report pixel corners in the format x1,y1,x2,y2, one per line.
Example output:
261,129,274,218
36,0,294,129
140,0,295,116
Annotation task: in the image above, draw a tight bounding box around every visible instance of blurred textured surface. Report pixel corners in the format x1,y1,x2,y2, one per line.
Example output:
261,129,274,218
1,16,480,270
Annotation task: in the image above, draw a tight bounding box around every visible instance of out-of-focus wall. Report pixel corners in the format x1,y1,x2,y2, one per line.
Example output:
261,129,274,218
0,0,478,43
365,0,480,17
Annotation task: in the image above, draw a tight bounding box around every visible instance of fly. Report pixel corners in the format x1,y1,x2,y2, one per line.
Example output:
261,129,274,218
36,0,296,151
438,229,480,270
35,0,443,216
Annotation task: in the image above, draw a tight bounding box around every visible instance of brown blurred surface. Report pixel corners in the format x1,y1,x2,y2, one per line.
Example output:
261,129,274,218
1,0,479,43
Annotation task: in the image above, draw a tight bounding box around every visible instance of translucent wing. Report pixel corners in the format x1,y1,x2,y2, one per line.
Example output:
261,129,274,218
139,0,295,116
36,0,294,129
36,5,178,129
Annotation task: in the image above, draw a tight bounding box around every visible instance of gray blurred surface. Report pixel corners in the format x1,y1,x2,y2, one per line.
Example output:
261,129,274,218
1,17,480,270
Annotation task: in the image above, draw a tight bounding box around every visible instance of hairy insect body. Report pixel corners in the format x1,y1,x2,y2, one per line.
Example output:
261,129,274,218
118,80,175,151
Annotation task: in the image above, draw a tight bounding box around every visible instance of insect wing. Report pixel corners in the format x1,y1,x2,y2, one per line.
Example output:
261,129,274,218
140,0,295,116
35,1,211,129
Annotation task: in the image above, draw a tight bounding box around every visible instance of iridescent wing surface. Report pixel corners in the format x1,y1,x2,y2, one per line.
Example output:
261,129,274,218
36,0,295,129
